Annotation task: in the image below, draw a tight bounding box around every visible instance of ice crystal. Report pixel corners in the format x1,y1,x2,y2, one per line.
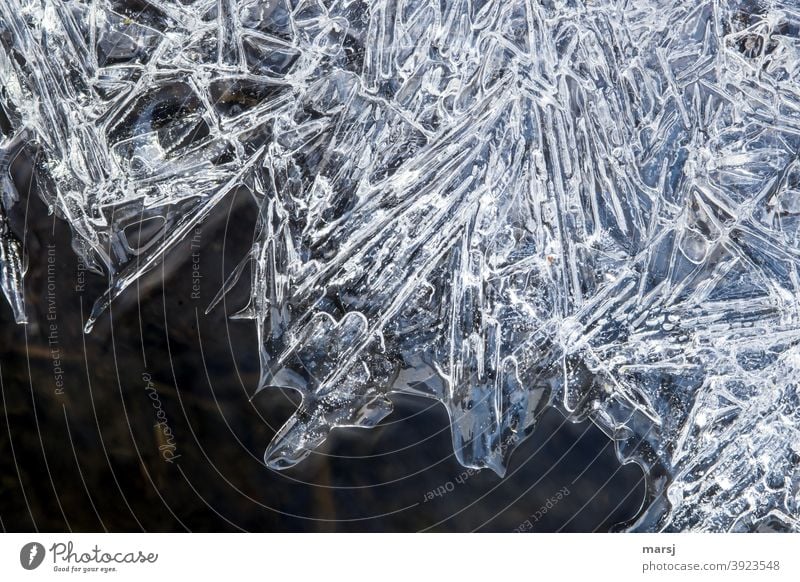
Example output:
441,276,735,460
2,0,800,531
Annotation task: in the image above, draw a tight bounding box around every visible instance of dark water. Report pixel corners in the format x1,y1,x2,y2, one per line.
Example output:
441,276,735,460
0,162,645,532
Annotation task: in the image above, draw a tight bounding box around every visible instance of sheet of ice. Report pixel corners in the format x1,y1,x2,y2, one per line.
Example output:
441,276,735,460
1,0,800,531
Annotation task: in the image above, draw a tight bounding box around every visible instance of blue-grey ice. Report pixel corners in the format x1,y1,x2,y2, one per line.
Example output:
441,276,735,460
1,0,799,531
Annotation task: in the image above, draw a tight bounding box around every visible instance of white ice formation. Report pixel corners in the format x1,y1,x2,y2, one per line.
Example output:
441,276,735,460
1,0,800,531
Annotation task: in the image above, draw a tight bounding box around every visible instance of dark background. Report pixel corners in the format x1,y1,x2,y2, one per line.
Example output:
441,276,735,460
0,151,645,532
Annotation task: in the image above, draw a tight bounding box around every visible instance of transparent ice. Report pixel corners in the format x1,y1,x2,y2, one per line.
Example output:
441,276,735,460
2,0,800,531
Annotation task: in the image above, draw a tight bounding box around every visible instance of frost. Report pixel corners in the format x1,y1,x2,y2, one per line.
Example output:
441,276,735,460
2,0,800,532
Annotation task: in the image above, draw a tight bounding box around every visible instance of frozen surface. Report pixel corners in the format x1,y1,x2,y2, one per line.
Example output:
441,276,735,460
2,0,800,531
